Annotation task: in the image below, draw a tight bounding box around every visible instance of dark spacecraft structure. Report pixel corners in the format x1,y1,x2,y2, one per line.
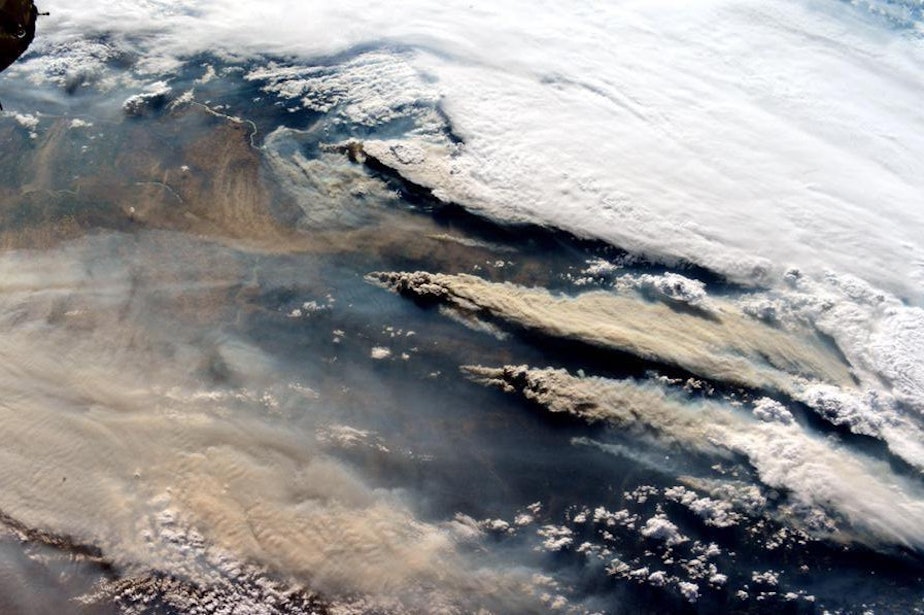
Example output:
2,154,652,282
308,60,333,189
0,0,38,73
0,0,40,109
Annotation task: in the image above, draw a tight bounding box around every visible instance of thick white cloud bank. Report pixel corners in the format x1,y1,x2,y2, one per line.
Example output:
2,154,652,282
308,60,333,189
27,0,924,297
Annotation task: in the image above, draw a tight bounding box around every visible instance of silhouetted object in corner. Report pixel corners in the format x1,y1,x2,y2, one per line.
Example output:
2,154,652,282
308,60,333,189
0,0,43,110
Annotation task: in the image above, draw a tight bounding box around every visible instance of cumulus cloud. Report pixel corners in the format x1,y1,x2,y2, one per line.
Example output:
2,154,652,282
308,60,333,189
664,486,743,528
640,515,688,547
616,272,714,314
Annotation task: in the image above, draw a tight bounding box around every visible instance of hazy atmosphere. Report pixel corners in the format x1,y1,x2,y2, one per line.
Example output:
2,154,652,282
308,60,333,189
0,1,922,613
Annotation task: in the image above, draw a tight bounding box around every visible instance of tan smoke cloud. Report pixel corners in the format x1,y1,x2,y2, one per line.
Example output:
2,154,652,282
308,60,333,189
370,271,855,393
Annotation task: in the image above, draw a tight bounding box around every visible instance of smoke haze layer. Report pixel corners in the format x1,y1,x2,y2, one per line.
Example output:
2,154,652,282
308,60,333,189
0,1,922,613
